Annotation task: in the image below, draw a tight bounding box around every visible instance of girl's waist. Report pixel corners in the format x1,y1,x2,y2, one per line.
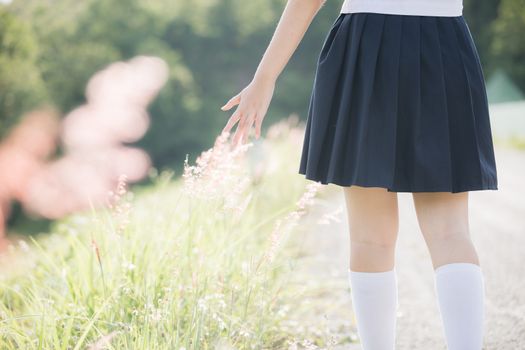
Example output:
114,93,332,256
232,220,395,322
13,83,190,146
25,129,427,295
340,0,463,17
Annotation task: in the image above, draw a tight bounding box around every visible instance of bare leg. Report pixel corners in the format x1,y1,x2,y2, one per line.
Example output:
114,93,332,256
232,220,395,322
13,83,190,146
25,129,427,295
412,191,478,268
343,185,399,272
413,191,485,350
343,185,399,350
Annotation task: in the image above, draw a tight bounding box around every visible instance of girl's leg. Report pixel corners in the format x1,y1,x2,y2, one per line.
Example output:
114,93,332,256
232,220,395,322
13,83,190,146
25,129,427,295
343,185,399,350
412,192,485,350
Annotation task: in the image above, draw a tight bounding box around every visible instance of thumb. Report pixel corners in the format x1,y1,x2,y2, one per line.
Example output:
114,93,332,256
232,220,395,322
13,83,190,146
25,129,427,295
221,94,241,111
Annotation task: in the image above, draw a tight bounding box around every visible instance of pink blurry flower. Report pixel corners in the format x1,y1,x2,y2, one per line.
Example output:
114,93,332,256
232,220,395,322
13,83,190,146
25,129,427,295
86,56,169,109
0,55,168,236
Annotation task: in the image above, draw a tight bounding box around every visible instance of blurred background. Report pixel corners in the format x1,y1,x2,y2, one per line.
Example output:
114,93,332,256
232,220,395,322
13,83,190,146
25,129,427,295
0,0,524,238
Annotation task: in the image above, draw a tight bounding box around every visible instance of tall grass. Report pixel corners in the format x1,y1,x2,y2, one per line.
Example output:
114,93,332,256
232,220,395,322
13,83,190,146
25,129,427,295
0,116,323,349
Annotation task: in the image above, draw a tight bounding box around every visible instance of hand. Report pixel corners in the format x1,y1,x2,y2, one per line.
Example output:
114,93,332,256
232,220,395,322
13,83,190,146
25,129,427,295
220,77,275,147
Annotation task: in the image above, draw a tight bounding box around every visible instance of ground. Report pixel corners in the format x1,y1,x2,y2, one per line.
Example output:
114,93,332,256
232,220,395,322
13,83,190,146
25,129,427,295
289,144,525,350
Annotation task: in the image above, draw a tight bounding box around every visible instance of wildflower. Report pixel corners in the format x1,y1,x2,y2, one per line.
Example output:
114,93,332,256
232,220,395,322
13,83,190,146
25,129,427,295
277,304,290,317
87,331,119,350
91,237,107,294
258,182,322,267
316,205,343,225
197,298,207,312
265,114,301,140
239,327,251,338
107,173,133,234
301,339,318,350
287,339,299,350
149,307,163,322
182,130,253,204
91,238,102,265
18,240,30,252
241,261,250,276
121,261,136,271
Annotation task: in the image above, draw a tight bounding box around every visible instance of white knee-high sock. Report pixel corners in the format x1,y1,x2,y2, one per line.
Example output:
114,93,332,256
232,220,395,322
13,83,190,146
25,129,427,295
348,267,398,350
434,262,485,350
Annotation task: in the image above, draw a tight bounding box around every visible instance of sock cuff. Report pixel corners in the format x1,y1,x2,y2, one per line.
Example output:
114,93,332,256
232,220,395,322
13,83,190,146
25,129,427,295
348,267,397,289
348,266,396,274
434,262,481,276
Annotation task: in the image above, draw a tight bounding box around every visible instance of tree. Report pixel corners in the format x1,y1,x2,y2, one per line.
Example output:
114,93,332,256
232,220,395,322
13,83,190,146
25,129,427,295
0,7,47,139
463,0,501,75
491,0,525,91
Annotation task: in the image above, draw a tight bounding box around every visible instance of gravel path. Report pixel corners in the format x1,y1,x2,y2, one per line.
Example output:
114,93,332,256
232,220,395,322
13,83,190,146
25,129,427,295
287,144,525,350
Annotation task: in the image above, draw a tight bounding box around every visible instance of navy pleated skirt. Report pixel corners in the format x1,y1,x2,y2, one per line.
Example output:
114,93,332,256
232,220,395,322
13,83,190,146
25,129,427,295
298,12,499,193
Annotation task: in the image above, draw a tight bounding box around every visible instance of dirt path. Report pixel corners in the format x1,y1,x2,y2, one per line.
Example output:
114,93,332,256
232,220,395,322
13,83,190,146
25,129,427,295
288,144,525,349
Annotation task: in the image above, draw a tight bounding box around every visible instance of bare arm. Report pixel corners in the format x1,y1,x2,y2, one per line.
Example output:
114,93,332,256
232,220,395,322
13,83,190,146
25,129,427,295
253,0,327,84
221,0,327,146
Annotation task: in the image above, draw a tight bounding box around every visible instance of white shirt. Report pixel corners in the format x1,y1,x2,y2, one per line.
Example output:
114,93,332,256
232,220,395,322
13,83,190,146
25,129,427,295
340,0,463,17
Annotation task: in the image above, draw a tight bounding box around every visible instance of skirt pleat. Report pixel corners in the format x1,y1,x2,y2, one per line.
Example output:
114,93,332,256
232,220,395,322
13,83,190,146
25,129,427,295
298,12,498,193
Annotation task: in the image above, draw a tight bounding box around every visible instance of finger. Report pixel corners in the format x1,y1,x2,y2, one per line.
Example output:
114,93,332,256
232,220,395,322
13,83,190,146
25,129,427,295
221,94,241,111
234,111,252,146
243,113,256,144
222,110,242,134
240,113,255,145
254,112,262,139
232,112,246,145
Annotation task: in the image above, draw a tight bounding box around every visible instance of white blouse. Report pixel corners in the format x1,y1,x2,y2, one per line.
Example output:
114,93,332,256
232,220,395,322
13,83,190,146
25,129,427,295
340,0,463,17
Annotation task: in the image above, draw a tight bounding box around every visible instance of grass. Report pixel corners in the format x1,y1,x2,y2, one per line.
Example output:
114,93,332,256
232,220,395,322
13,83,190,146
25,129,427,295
507,135,525,149
493,134,525,150
0,116,325,350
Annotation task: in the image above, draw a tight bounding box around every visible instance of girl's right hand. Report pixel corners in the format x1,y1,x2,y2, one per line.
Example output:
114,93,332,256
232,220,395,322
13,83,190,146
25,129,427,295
220,77,275,147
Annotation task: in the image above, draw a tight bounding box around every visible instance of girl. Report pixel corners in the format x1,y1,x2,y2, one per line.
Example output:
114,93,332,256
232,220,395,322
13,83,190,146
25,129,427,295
221,0,498,349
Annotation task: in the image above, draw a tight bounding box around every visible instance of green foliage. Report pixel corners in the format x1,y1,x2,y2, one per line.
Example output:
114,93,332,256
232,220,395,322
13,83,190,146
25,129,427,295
463,0,501,74
0,6,47,139
486,67,525,103
491,0,525,92
463,0,525,91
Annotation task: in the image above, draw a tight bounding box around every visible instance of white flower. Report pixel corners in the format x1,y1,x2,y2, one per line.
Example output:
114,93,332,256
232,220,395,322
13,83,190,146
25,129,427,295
122,261,136,271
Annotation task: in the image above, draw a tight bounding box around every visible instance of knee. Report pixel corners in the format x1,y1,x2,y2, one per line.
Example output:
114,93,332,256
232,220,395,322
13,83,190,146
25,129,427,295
350,229,398,249
425,225,470,242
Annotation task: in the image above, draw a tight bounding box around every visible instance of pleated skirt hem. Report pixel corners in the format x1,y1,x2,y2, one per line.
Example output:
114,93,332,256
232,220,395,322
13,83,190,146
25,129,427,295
298,171,498,193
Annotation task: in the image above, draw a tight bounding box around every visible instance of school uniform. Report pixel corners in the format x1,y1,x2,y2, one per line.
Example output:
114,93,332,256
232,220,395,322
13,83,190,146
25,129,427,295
298,0,498,193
